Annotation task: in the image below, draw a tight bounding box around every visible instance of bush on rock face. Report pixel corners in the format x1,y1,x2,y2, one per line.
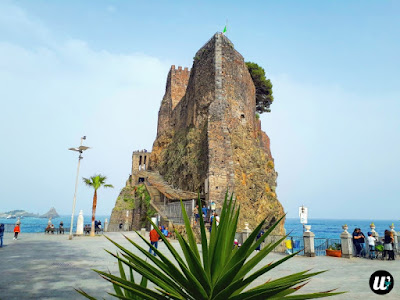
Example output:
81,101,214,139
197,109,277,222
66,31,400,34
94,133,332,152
77,193,342,299
246,62,274,114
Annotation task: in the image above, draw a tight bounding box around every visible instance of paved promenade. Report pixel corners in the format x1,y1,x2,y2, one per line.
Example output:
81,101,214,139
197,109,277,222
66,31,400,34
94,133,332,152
0,232,399,299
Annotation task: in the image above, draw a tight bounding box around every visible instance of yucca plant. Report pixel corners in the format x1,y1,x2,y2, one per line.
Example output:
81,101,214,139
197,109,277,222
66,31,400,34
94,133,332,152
77,193,342,299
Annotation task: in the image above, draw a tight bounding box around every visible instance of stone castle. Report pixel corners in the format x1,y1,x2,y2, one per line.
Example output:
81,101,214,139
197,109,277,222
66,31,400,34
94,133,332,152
110,33,285,234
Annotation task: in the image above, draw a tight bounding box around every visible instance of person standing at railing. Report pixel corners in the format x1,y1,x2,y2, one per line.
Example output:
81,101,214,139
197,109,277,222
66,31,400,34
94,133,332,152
352,228,366,258
367,232,376,260
0,223,4,247
383,230,395,260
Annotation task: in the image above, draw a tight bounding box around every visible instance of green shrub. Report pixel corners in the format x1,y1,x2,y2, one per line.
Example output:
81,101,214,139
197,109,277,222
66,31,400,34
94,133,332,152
327,243,341,251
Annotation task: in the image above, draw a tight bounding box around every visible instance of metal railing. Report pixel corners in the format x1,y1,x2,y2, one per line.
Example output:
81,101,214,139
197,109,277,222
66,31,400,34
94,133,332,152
264,235,304,255
315,238,341,256
261,235,341,256
161,201,194,224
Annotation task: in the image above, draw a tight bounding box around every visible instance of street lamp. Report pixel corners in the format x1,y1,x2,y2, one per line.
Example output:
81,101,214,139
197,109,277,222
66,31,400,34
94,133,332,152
68,136,90,240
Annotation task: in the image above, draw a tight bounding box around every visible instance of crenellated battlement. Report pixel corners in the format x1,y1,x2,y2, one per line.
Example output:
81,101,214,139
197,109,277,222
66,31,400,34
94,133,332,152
170,65,190,74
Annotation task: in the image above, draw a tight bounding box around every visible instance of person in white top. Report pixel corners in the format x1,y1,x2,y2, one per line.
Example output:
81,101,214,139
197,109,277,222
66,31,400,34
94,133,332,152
367,232,377,260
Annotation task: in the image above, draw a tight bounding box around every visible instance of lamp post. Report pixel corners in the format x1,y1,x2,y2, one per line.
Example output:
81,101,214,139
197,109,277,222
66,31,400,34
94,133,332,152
68,136,90,240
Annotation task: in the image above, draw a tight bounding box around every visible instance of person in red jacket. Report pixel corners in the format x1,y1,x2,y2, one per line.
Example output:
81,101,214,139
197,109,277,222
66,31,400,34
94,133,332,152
149,226,160,256
13,224,21,240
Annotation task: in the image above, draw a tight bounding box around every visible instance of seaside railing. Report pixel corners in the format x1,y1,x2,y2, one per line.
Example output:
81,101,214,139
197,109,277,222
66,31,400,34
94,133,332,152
315,238,341,256
1,224,70,233
261,236,342,256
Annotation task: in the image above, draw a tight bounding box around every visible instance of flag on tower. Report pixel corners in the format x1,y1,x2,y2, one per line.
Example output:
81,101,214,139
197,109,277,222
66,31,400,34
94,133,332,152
222,25,227,34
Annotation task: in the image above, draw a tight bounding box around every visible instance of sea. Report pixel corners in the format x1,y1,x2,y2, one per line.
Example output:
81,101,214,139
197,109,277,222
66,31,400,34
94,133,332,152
0,216,398,239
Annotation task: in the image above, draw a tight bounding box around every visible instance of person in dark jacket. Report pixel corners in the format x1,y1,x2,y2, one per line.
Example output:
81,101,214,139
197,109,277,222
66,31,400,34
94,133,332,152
352,228,366,257
0,223,4,247
59,221,64,234
256,230,265,251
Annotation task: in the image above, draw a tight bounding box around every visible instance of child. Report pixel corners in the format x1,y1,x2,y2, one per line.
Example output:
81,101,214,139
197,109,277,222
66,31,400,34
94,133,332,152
13,224,20,240
367,232,376,259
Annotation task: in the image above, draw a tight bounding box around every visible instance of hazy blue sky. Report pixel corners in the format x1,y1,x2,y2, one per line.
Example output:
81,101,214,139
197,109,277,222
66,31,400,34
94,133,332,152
1,1,399,220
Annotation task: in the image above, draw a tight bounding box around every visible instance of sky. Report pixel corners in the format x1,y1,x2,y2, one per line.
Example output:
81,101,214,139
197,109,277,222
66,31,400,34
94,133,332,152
0,0,399,220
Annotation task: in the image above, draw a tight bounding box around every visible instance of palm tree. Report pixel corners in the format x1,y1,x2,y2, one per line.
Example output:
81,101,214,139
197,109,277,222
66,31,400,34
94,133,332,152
83,174,114,237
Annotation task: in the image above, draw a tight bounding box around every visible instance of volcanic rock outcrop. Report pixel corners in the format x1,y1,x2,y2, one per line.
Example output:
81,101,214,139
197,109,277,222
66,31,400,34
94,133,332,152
148,33,285,232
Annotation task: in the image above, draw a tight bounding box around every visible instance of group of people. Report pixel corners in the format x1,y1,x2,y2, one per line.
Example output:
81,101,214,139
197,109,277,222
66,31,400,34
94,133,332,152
193,205,220,233
45,221,64,234
94,220,102,230
353,227,396,260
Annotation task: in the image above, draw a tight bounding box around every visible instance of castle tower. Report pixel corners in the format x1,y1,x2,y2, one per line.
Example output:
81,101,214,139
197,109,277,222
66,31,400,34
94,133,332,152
156,65,190,138
131,150,151,185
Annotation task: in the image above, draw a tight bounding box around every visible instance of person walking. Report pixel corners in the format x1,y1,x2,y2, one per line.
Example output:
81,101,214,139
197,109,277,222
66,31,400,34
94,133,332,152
0,223,4,247
13,224,20,240
149,226,160,256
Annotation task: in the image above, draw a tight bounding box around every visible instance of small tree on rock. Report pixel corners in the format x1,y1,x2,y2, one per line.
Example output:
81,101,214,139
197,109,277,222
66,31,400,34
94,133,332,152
246,62,274,113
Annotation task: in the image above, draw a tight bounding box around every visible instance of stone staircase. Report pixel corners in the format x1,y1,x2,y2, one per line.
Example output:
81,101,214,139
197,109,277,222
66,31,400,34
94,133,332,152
139,170,197,225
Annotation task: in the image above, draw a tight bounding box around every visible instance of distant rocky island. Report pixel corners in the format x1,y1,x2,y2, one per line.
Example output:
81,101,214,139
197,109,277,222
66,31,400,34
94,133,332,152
40,207,60,219
0,207,60,219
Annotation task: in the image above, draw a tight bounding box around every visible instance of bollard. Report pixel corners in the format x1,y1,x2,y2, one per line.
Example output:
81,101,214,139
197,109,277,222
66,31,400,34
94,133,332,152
370,222,379,239
303,225,315,257
141,228,146,237
242,222,251,243
340,225,353,258
104,218,108,232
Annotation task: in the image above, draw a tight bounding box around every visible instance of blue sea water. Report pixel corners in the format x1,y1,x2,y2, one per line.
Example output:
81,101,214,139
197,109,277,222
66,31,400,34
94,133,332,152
0,215,110,233
1,216,398,239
